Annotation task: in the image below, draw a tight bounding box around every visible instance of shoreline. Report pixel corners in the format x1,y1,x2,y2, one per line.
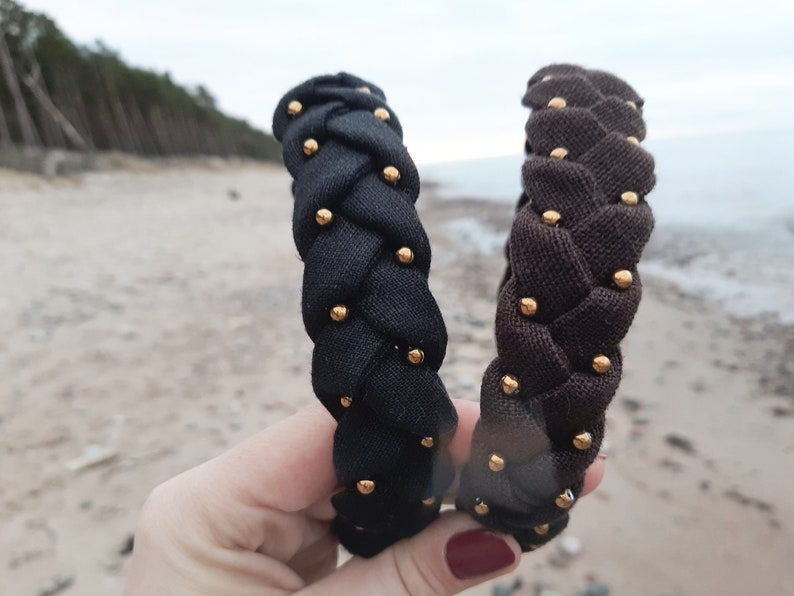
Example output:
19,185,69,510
1,163,792,595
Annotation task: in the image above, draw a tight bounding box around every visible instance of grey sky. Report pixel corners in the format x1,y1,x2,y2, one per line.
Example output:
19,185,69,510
20,0,794,163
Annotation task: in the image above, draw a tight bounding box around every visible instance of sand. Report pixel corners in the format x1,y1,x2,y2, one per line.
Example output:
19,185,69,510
1,162,792,595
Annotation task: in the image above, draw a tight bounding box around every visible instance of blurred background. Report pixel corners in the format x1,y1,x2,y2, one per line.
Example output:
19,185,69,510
1,1,792,594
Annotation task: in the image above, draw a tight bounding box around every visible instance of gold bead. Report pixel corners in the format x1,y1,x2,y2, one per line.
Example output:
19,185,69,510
488,453,506,472
374,107,391,122
422,496,437,506
287,100,303,116
548,96,567,109
627,136,640,147
303,138,319,156
592,355,612,374
315,208,334,226
519,297,538,317
407,348,425,365
541,75,554,82
354,525,365,531
555,488,575,509
357,480,376,495
396,246,414,265
550,147,569,160
534,524,550,536
573,431,593,450
330,305,349,322
340,396,353,408
421,436,435,448
382,165,401,184
357,86,371,94
621,191,639,206
542,210,561,226
473,498,489,516
613,269,633,289
626,100,638,110
501,374,520,395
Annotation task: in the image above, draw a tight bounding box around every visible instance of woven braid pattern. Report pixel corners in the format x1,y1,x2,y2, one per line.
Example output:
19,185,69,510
456,64,656,552
272,73,458,557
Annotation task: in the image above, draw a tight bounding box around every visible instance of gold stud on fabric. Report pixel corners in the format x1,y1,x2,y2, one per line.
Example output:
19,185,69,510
592,355,612,374
340,396,353,408
541,75,554,82
627,136,640,146
407,348,425,365
626,100,638,110
330,305,349,322
374,107,391,122
382,166,401,184
396,247,414,265
548,97,567,109
354,525,365,531
542,210,561,226
573,431,593,450
315,208,334,226
613,269,633,289
421,436,435,448
519,297,538,317
550,147,569,160
488,454,506,472
422,496,437,506
556,489,575,509
287,100,303,116
357,480,376,495
303,138,319,156
501,374,520,395
474,498,490,516
621,191,639,206
357,86,371,94
534,524,550,536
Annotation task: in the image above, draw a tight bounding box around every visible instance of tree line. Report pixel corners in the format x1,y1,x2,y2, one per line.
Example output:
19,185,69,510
0,0,280,161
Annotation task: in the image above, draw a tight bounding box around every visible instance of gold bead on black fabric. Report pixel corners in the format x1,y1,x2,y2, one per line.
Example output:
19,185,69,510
407,348,425,365
357,480,376,495
548,97,567,109
330,305,349,322
315,208,334,226
374,107,390,122
303,138,319,156
287,100,303,116
382,166,400,184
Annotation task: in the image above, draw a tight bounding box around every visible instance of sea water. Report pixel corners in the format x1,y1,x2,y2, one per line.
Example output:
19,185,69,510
420,129,794,323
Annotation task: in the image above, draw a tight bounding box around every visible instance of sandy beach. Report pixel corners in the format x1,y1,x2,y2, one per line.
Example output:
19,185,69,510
1,162,792,595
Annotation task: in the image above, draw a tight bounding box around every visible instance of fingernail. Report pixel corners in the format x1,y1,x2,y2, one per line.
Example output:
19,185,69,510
445,529,516,580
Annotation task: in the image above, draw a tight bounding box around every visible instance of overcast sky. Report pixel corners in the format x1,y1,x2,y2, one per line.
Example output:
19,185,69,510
19,0,794,163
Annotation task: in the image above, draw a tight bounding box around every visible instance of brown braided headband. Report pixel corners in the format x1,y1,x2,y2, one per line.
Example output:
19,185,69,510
272,64,655,557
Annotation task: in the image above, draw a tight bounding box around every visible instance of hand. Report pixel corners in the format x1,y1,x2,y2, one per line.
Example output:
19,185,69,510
124,400,605,595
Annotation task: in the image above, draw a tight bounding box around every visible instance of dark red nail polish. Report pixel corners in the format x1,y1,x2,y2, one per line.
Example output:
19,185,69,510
445,529,516,580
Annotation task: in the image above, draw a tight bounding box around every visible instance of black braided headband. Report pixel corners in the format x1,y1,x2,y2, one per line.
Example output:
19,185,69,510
272,65,655,557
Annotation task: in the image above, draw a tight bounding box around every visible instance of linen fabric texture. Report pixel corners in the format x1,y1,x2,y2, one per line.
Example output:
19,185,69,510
273,73,457,557
272,65,655,557
455,64,655,551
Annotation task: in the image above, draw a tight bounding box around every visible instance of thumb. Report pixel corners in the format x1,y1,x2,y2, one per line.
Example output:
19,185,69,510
301,512,521,596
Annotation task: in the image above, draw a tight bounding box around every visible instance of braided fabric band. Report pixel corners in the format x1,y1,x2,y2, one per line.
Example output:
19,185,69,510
455,64,656,551
272,73,458,557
